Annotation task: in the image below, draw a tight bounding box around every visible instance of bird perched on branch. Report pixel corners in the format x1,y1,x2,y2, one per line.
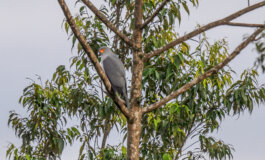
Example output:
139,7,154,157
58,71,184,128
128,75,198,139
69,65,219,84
98,46,129,108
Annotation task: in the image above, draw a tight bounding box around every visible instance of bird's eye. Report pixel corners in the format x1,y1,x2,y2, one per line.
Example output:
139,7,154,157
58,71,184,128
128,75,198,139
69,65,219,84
99,49,105,53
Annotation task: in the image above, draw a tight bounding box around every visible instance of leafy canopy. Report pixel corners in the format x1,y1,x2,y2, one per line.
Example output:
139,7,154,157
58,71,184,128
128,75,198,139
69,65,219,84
7,0,265,160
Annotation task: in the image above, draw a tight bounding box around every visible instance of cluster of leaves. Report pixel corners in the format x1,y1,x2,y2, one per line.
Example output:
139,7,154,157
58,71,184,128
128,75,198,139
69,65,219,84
7,0,265,160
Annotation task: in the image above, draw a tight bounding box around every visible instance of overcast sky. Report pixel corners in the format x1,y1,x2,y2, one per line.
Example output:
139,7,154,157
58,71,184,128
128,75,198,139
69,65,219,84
0,0,264,160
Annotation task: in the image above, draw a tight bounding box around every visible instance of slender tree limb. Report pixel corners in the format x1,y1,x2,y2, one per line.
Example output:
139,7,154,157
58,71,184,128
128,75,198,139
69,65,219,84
175,115,196,160
113,2,121,52
81,0,137,48
225,22,265,28
58,0,130,118
144,1,265,61
101,117,111,149
141,0,170,29
142,27,264,114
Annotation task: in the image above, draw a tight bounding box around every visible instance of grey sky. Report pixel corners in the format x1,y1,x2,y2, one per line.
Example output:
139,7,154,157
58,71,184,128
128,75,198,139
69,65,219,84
0,0,264,160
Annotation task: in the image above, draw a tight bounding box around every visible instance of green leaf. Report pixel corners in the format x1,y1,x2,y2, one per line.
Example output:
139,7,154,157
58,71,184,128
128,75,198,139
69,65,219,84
155,70,160,80
65,22,69,34
122,146,127,155
57,137,64,154
79,6,85,13
182,2,190,15
163,153,172,160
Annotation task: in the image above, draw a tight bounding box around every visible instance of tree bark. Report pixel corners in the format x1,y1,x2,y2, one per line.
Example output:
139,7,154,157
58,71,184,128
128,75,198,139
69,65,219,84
127,0,144,159
130,0,144,108
127,108,142,160
101,117,111,149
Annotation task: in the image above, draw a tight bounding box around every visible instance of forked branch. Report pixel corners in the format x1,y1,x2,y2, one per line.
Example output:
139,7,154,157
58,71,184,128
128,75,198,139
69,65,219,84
142,27,264,114
81,0,137,48
58,0,130,118
144,1,265,61
141,0,170,29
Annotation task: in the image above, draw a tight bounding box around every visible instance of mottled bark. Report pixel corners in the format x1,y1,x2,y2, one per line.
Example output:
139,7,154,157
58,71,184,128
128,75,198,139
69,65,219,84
101,118,111,149
127,108,142,160
130,0,144,107
127,0,144,159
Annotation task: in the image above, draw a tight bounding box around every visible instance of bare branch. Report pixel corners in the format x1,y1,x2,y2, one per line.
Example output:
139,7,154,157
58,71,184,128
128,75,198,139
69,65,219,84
81,0,137,48
175,115,196,160
101,117,111,149
142,27,264,114
144,1,265,61
58,0,130,118
225,22,265,28
113,2,122,52
141,0,170,29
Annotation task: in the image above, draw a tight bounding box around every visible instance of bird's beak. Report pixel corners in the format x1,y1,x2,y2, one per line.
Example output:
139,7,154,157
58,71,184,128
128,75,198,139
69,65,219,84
99,49,105,54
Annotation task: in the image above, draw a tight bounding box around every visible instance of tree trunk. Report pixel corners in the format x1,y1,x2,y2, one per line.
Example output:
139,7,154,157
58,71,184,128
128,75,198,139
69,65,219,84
127,0,143,159
127,108,142,160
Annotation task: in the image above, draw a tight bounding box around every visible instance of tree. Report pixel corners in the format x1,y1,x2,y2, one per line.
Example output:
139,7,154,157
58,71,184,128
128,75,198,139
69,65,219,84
6,0,265,160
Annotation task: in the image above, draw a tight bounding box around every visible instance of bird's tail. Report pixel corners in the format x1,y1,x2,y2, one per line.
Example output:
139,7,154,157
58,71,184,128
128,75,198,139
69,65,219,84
123,89,130,108
125,94,130,108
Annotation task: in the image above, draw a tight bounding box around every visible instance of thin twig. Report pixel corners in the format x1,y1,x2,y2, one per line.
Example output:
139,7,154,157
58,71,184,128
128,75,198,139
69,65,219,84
175,115,196,159
101,117,111,149
113,2,122,52
141,0,170,29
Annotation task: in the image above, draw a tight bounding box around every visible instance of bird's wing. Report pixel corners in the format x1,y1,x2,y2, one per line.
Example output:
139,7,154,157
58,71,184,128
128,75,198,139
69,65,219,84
103,56,126,88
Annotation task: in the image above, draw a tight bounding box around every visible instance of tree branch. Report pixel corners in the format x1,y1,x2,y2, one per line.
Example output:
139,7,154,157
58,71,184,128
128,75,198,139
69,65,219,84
141,0,170,29
225,22,265,28
113,2,121,52
101,117,111,149
58,0,130,118
142,27,264,114
144,1,265,61
81,0,137,49
175,115,196,160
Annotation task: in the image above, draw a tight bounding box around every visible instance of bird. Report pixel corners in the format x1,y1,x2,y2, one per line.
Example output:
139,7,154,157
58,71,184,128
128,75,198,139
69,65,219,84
98,46,129,108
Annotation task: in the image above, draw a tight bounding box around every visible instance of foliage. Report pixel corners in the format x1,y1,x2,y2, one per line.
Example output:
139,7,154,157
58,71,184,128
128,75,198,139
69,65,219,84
7,0,265,160
255,32,265,73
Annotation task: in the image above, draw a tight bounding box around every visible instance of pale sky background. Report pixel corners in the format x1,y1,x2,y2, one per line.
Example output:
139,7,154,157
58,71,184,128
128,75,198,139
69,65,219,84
0,0,265,160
